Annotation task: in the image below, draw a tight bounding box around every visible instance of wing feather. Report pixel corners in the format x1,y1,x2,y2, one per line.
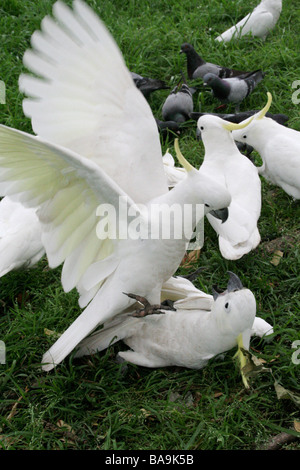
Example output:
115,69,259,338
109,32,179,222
19,0,168,203
0,124,139,299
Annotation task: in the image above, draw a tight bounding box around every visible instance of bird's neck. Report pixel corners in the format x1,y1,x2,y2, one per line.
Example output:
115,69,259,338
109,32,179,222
186,50,205,77
212,79,231,100
202,131,237,159
149,174,205,240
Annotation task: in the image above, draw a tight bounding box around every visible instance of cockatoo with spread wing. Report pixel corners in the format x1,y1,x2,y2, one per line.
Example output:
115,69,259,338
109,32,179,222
0,0,233,371
232,93,300,200
215,0,282,42
75,272,273,387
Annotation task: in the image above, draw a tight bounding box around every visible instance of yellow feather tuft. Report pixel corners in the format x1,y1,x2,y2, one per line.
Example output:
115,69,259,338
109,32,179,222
174,139,194,173
234,333,250,389
222,115,255,131
256,92,272,120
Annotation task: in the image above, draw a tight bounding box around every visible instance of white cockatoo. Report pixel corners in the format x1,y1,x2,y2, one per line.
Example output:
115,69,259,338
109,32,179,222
0,0,234,371
75,272,273,388
197,110,263,260
163,107,266,260
162,150,186,188
215,0,282,42
232,93,300,200
0,197,45,276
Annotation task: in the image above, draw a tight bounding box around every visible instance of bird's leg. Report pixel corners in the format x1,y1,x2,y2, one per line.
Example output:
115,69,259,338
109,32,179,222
214,103,227,111
123,293,174,317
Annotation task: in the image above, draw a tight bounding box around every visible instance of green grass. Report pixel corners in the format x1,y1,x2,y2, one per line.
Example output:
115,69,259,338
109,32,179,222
0,0,300,451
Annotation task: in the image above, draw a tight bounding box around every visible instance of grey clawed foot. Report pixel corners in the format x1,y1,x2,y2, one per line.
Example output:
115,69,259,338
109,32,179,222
123,292,172,317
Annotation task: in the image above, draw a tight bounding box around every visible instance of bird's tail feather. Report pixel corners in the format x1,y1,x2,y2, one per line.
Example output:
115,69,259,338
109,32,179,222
41,291,128,371
74,314,140,358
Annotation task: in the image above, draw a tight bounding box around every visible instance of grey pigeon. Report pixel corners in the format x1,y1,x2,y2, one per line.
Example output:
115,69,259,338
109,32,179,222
180,43,252,80
130,72,169,99
203,70,266,111
162,83,194,123
155,118,181,140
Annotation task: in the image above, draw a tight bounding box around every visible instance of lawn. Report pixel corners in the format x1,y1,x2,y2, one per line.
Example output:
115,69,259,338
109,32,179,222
0,0,299,451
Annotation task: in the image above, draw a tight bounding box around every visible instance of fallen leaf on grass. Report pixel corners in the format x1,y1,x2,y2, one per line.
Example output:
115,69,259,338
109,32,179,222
180,249,201,268
239,348,272,386
294,421,300,433
274,381,300,407
44,328,61,340
270,250,283,266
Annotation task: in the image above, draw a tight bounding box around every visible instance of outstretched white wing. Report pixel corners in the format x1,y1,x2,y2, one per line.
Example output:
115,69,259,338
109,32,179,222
19,0,168,204
0,125,142,305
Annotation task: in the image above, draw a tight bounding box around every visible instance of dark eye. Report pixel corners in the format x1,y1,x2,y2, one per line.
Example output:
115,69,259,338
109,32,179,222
243,135,247,139
205,203,210,207
200,126,204,130
225,302,229,309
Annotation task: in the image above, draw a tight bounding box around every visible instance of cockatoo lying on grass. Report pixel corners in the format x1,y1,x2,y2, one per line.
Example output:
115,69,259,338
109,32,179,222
75,272,273,388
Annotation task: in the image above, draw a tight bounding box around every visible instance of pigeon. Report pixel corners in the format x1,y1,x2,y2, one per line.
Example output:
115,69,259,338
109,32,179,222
74,272,273,387
155,118,181,140
161,82,194,123
232,92,300,199
203,70,266,111
194,113,263,260
0,0,232,371
130,72,169,99
180,43,252,80
0,197,45,277
215,0,282,42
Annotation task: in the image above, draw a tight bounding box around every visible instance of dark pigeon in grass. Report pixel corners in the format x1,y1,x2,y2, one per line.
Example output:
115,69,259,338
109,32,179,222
130,72,169,99
155,118,181,140
202,70,266,111
161,83,194,123
180,43,251,80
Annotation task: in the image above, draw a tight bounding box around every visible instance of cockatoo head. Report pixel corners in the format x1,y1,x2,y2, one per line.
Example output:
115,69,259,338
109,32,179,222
232,92,273,147
196,110,256,147
212,272,256,336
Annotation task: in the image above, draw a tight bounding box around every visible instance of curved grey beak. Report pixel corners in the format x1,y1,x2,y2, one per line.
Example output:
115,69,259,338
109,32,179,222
209,207,229,224
227,271,243,292
212,271,243,301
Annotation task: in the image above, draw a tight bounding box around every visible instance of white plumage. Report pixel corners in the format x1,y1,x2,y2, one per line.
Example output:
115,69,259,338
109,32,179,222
75,273,273,377
162,113,263,260
215,0,282,42
198,115,262,260
0,197,45,276
0,1,232,371
232,93,300,200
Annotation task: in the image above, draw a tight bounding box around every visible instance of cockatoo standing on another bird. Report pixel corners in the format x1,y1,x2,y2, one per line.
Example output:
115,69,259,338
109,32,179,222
0,0,235,371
